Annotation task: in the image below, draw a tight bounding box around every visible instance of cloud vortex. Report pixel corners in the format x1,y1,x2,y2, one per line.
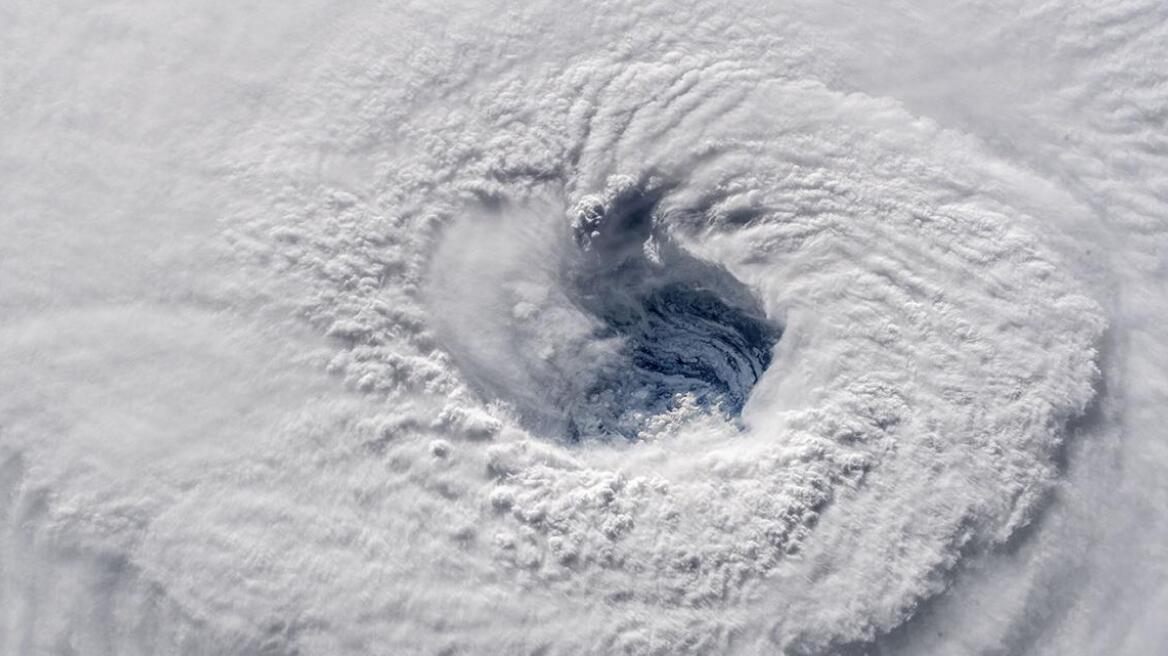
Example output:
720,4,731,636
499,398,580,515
8,2,1164,655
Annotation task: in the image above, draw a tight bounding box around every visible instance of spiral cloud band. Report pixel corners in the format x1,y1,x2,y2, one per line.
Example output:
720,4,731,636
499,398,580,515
2,1,1165,655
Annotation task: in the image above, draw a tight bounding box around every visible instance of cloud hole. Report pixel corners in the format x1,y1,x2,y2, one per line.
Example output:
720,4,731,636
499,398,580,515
561,182,779,439
426,182,780,442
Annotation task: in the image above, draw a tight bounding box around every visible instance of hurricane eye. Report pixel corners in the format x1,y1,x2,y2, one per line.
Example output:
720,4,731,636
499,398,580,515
548,185,781,439
567,273,778,440
423,185,781,443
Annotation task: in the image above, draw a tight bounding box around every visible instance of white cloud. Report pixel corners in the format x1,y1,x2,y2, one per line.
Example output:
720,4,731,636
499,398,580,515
1,1,1164,654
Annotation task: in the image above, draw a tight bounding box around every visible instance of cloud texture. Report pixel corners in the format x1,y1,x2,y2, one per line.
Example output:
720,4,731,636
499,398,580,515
1,1,1165,654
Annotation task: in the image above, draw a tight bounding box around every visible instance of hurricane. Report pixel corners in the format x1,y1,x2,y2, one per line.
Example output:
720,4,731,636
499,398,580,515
2,2,1166,655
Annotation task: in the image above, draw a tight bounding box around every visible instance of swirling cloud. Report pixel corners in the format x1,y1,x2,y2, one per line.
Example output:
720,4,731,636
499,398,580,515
1,1,1163,655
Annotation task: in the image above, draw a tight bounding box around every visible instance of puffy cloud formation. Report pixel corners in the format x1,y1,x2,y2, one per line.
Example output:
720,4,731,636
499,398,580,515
1,1,1164,655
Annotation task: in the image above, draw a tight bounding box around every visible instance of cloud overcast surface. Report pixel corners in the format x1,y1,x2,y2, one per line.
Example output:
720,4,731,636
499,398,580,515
1,1,1165,654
